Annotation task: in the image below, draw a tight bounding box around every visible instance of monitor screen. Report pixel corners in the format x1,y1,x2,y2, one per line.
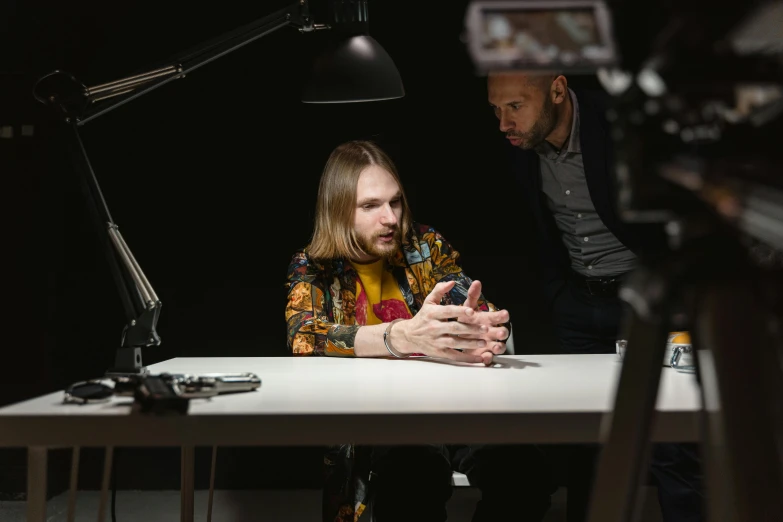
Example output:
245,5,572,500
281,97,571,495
465,1,618,73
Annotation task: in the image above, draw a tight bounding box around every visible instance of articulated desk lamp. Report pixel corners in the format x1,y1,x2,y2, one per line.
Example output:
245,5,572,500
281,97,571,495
33,0,404,377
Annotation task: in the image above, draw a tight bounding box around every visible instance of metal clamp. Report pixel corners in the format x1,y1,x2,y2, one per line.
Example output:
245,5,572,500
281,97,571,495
670,345,696,372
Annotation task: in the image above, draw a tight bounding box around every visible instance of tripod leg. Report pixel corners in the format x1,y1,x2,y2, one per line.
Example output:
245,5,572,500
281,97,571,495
587,287,671,522
696,276,783,522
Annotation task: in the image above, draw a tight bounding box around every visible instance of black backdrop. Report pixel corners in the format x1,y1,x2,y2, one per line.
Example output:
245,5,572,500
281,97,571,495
3,0,565,495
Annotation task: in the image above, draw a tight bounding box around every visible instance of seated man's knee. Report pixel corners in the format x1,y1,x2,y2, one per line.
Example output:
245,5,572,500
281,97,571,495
458,444,557,495
370,446,453,522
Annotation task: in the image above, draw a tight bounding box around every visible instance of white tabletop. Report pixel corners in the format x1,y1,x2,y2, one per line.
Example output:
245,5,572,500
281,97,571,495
0,355,701,447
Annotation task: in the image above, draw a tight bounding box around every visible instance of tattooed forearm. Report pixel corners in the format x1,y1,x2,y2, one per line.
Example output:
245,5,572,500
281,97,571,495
325,324,360,356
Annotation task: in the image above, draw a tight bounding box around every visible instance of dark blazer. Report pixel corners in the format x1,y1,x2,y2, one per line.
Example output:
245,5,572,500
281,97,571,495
509,89,666,306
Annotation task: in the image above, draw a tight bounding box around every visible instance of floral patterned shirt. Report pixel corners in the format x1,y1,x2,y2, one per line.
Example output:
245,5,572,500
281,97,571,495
286,223,498,356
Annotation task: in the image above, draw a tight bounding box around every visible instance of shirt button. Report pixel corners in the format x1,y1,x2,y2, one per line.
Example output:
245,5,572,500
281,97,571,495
565,190,571,195
588,265,593,270
577,213,582,218
584,237,589,242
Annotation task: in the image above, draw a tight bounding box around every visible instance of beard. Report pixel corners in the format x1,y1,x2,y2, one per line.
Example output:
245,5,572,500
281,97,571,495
508,95,557,150
357,228,401,260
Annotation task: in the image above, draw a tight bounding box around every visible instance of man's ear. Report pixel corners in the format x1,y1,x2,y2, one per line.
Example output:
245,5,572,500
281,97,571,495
551,74,568,104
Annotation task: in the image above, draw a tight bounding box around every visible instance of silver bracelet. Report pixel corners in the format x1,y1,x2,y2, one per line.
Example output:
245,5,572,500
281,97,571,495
383,318,409,358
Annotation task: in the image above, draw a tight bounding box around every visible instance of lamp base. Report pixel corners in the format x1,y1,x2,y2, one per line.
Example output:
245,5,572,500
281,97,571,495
105,347,150,378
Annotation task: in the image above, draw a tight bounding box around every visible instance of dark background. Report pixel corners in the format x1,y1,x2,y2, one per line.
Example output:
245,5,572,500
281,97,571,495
1,0,579,496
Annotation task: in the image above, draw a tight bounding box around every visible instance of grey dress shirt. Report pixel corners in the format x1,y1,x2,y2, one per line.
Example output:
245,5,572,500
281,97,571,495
536,89,637,278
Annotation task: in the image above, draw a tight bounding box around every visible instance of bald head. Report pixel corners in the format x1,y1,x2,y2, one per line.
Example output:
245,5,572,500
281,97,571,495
487,71,558,92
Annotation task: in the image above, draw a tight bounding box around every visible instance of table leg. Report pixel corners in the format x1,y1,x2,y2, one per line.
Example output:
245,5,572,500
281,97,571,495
97,447,114,522
207,446,217,522
67,447,80,522
181,446,195,522
26,447,48,522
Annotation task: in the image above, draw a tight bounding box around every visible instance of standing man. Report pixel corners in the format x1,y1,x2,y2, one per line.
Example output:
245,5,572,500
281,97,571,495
487,72,704,522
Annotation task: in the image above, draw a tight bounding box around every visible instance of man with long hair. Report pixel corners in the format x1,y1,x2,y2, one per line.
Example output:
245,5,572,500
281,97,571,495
286,140,556,522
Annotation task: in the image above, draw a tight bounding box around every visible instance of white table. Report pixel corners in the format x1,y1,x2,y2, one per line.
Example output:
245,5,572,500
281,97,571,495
0,354,702,521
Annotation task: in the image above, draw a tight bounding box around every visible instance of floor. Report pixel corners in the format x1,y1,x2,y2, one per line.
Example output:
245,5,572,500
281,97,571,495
0,486,663,521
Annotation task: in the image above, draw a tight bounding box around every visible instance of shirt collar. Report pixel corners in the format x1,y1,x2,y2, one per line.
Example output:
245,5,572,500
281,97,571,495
565,88,581,154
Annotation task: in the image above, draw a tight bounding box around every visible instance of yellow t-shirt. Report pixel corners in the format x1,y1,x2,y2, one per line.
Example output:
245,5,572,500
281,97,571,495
350,259,413,325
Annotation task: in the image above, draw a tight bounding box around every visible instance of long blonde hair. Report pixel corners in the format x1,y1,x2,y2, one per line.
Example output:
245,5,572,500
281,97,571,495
307,140,413,261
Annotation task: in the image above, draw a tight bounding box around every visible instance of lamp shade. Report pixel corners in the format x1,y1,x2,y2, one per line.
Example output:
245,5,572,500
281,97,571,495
301,34,405,103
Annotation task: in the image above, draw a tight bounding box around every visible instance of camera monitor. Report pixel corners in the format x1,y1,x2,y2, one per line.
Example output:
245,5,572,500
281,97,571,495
464,0,618,73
